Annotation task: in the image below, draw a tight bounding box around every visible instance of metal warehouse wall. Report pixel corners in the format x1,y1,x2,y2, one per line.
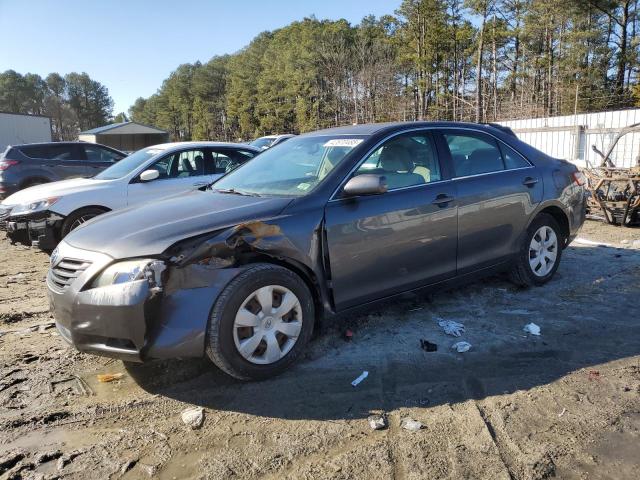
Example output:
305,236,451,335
498,108,640,168
0,112,52,151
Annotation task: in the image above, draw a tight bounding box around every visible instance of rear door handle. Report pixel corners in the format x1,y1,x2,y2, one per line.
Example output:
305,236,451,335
192,182,208,187
523,177,539,187
432,194,455,206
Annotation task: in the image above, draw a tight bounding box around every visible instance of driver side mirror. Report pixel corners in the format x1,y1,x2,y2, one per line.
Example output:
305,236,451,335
342,174,388,197
139,169,160,182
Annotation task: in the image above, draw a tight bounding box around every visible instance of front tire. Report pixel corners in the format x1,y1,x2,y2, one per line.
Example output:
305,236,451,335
509,213,564,287
206,263,315,380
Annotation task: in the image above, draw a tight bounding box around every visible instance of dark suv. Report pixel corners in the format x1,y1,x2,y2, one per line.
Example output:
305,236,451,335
0,142,126,199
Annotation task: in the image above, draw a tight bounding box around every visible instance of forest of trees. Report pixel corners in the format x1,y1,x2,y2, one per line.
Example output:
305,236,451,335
130,0,640,142
0,70,114,140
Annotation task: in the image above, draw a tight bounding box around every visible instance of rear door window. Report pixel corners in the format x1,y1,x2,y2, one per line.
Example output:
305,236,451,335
443,132,505,177
208,149,256,174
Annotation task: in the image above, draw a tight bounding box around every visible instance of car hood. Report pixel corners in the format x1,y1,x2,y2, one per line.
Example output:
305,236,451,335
1,177,111,206
64,190,293,258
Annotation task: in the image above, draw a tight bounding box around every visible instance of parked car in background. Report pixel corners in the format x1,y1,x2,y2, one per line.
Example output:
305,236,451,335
47,122,585,380
1,142,259,250
0,142,126,199
249,134,295,150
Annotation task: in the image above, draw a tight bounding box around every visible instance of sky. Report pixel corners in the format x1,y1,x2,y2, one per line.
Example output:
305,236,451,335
0,0,398,115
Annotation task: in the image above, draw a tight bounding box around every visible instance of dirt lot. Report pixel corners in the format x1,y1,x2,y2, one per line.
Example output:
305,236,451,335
1,220,639,480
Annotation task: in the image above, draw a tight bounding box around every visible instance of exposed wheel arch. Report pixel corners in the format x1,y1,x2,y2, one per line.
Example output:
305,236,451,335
537,205,570,247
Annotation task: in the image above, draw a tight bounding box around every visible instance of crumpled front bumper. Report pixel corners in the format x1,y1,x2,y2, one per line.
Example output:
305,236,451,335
4,210,63,250
48,241,242,362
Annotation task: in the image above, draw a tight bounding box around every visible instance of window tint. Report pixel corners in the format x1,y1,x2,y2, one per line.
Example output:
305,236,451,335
444,132,504,177
84,146,123,163
20,144,79,160
500,142,530,169
354,132,441,190
147,149,206,179
208,149,256,174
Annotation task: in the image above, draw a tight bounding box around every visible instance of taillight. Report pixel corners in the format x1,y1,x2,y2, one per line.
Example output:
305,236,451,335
572,171,586,186
0,160,19,171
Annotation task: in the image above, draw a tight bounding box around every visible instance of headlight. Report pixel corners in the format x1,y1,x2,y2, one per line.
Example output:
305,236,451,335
91,258,158,288
11,197,60,215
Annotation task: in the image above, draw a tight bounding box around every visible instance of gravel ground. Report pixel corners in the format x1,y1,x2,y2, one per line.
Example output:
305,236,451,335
1,219,639,480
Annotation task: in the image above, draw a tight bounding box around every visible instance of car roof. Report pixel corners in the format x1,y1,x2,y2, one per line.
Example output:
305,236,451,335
147,141,260,153
305,121,509,137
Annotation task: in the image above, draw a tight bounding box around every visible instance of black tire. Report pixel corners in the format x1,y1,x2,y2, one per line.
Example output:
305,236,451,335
60,207,108,238
205,263,315,381
509,213,564,287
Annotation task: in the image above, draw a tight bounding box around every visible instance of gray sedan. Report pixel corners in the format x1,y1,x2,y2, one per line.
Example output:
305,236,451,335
47,122,586,380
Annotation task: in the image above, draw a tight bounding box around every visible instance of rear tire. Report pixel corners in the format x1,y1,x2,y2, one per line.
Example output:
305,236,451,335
509,213,564,287
205,263,315,381
60,207,108,238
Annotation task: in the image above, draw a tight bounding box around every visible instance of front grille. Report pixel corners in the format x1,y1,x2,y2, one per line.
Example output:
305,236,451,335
49,258,92,291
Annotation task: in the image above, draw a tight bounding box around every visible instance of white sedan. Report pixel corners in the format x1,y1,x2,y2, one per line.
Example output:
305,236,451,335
0,142,260,250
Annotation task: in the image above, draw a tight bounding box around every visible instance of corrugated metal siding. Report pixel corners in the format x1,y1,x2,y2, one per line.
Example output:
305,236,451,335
498,108,640,168
0,113,52,151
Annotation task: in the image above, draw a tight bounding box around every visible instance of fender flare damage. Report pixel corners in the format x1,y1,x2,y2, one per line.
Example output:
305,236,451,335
145,220,332,360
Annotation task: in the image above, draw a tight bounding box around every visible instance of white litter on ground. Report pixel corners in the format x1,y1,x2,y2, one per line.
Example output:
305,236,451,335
181,407,204,429
574,237,615,248
438,319,465,337
351,371,369,387
523,323,541,336
401,418,423,432
451,341,472,353
367,415,387,430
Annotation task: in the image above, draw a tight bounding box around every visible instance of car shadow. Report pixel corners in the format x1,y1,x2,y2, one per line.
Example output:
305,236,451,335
126,242,640,421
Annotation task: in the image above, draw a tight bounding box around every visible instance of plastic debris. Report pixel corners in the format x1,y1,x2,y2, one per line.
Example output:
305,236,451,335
401,417,423,432
367,414,388,430
451,341,472,353
523,323,541,336
181,406,205,429
420,339,438,352
344,329,354,341
587,370,601,381
438,319,465,337
96,373,124,383
558,408,566,418
351,371,369,387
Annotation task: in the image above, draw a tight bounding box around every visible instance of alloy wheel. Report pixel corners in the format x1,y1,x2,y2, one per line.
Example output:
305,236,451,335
232,285,303,365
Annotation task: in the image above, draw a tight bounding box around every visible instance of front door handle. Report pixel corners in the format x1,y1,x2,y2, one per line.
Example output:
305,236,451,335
523,177,539,187
432,194,455,206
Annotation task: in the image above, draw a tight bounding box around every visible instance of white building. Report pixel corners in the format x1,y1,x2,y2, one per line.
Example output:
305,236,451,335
0,112,52,151
498,108,640,168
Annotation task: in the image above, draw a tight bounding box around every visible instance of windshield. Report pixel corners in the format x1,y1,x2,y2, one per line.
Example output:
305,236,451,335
249,137,275,149
93,147,166,180
213,135,365,197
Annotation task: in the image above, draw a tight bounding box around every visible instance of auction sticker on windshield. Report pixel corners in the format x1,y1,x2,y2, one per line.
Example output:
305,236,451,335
323,139,363,148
